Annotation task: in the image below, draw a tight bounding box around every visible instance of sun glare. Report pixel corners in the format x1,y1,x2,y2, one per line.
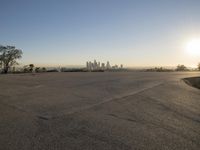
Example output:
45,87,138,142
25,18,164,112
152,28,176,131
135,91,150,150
186,38,200,56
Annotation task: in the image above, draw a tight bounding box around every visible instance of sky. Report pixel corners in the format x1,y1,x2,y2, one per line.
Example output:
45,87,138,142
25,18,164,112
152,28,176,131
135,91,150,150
1,0,200,67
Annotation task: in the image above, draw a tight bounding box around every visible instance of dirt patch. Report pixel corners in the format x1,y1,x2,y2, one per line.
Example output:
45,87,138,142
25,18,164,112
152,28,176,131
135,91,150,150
183,77,200,89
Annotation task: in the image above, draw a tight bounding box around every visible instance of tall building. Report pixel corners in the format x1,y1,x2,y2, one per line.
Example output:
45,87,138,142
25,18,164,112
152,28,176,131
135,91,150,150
106,61,111,69
98,62,100,69
94,60,98,70
86,60,123,71
86,62,89,70
89,61,92,70
101,63,105,69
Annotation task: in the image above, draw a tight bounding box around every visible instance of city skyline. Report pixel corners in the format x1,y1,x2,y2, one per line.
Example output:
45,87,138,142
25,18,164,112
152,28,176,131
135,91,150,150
86,60,123,71
1,0,200,67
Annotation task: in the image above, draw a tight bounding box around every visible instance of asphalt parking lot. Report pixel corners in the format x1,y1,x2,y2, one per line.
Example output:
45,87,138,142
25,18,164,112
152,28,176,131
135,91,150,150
0,72,200,150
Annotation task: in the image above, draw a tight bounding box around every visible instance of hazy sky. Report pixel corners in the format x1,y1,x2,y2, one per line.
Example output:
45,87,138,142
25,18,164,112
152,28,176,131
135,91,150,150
1,0,200,67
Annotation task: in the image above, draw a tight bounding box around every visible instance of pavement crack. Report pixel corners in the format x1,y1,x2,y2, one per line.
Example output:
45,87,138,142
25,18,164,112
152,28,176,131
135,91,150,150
108,113,137,123
56,82,163,118
37,116,50,120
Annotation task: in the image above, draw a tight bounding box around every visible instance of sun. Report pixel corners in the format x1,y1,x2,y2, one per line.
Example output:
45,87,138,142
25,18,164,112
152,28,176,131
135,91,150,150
186,38,200,56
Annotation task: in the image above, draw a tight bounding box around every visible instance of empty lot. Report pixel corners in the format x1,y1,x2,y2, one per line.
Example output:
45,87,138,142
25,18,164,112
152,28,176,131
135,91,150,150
0,72,200,150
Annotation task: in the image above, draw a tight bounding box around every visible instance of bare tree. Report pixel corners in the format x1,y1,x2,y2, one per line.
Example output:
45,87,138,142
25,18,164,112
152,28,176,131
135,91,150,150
0,45,23,74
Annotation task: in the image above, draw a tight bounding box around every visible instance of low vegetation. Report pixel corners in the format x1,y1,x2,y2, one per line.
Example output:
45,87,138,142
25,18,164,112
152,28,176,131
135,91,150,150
198,63,200,71
146,67,174,72
1,45,200,74
176,64,189,71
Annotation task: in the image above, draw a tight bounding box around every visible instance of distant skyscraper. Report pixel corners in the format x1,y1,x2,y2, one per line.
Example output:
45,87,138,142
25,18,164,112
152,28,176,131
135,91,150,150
106,61,111,69
86,62,89,70
98,62,100,69
101,63,105,69
86,60,123,71
94,60,98,70
89,61,92,70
